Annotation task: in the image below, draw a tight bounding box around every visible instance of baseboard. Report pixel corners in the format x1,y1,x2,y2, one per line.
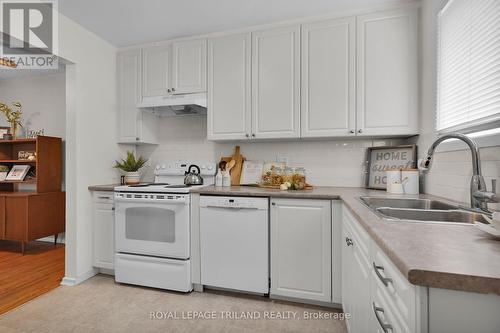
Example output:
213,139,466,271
270,294,343,309
98,268,115,276
60,268,98,286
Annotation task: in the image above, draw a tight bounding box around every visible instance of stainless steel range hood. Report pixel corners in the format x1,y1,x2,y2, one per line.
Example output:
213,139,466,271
137,93,207,116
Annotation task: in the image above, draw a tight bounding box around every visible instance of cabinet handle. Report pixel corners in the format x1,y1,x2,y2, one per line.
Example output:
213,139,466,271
97,196,111,200
345,237,353,246
373,262,393,287
172,88,176,92
136,137,139,141
271,202,276,206
358,129,363,134
251,134,256,138
349,130,355,134
112,207,115,211
372,303,393,333
167,89,171,93
245,134,249,138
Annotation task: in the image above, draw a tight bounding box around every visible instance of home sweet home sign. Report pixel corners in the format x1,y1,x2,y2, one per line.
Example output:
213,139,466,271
365,145,417,189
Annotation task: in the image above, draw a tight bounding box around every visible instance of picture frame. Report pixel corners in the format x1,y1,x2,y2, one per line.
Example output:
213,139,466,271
0,126,10,139
5,165,31,181
364,145,417,190
18,150,36,160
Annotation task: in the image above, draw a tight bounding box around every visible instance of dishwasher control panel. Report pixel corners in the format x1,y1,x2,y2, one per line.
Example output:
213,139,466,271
199,196,268,210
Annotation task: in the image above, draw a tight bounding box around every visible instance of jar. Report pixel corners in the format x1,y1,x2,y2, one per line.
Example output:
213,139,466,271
271,167,284,186
262,165,284,186
292,167,306,190
284,167,294,183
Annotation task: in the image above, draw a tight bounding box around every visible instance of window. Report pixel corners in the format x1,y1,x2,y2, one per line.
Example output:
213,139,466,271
436,0,500,133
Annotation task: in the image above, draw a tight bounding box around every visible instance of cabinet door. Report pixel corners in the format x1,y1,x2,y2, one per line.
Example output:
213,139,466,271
343,210,372,333
172,39,207,94
207,33,251,140
142,44,171,97
301,17,355,137
93,202,115,270
356,8,418,136
252,26,301,139
117,49,141,143
342,225,355,332
270,198,331,302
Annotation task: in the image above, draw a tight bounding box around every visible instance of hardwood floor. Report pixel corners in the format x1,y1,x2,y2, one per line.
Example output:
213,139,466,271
0,240,64,315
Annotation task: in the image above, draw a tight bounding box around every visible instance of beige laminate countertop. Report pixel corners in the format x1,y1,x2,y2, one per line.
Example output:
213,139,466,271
192,186,500,296
88,184,120,192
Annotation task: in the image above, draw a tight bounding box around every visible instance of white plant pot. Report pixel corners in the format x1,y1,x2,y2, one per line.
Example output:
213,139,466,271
124,171,141,185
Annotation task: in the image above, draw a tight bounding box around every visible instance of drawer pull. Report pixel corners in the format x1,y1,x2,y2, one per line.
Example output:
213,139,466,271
372,302,393,332
98,196,112,200
373,262,393,287
345,237,353,246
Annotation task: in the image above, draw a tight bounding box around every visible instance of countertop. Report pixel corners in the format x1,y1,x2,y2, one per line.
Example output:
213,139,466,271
88,184,120,192
192,185,500,295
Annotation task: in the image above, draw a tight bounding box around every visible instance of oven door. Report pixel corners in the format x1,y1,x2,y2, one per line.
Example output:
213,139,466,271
115,195,190,259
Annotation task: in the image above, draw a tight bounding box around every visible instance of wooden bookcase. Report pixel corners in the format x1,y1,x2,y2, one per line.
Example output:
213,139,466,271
0,136,65,253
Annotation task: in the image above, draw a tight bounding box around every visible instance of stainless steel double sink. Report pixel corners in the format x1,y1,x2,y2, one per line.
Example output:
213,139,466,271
359,196,489,225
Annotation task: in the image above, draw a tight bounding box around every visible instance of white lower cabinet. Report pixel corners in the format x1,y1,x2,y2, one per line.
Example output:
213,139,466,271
93,192,115,270
342,207,372,332
270,198,331,302
342,206,427,333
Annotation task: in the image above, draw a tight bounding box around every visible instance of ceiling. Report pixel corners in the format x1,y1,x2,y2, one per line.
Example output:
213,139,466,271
58,0,412,47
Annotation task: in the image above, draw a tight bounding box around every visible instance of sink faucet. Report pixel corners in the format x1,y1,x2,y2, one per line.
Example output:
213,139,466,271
420,133,498,213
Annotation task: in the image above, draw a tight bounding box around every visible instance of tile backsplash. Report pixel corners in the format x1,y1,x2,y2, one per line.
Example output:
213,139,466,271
420,147,500,208
136,116,403,187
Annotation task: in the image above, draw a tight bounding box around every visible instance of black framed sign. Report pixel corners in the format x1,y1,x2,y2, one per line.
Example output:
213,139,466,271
365,145,417,189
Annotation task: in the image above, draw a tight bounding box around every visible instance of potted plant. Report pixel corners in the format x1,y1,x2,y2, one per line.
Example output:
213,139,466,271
114,151,148,185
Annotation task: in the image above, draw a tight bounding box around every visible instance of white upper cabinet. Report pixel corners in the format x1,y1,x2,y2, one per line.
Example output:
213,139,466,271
207,33,251,140
356,8,418,136
142,44,171,97
117,49,158,144
172,39,207,94
301,17,356,137
252,26,301,139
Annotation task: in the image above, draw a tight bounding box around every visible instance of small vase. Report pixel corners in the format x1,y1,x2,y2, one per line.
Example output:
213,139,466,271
10,123,17,139
124,171,141,185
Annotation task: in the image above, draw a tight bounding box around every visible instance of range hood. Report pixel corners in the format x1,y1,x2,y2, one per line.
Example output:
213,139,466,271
137,93,207,116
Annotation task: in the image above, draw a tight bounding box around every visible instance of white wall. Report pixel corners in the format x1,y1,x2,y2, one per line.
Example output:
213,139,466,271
137,116,403,187
414,0,500,208
0,73,66,139
44,13,131,285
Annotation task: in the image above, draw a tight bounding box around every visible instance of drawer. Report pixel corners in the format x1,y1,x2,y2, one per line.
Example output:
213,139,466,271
372,278,407,333
93,192,114,204
371,243,417,332
115,253,192,292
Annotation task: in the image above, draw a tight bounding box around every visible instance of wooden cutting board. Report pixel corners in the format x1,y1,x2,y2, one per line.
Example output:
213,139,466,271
220,146,245,185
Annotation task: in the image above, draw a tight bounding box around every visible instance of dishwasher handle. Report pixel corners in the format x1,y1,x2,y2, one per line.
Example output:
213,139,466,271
204,205,260,210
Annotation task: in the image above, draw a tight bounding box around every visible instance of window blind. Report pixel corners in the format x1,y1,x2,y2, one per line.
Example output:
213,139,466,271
437,0,500,132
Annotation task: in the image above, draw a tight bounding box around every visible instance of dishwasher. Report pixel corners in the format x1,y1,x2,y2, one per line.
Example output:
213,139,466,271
199,196,269,294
